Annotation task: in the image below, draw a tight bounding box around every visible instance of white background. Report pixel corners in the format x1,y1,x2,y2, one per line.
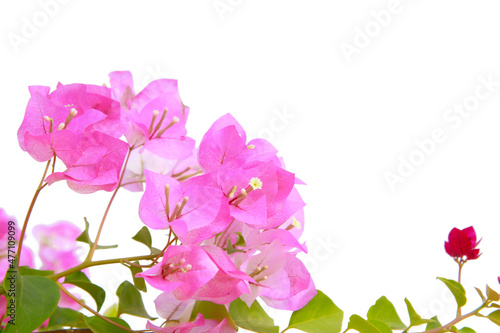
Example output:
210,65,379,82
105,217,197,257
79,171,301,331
1,0,500,332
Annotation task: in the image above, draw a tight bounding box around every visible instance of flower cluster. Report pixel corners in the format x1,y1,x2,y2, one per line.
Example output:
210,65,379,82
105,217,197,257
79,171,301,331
6,71,500,333
17,83,129,193
110,73,315,331
13,71,315,332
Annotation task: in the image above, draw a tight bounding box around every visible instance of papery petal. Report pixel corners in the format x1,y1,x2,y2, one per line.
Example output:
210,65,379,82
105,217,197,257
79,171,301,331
145,136,195,160
245,138,278,164
137,245,218,299
154,292,194,321
146,313,205,333
139,171,182,229
198,126,247,172
45,131,128,194
230,195,267,227
191,272,249,304
202,114,247,143
462,226,477,246
109,71,136,110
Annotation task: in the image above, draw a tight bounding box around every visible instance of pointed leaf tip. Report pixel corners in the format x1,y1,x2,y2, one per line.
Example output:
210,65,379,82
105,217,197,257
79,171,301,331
116,280,156,320
229,298,279,333
287,290,343,333
366,296,406,330
437,277,467,308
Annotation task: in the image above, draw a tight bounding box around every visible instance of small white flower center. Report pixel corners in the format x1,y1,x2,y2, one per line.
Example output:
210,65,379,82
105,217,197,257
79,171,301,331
249,177,263,190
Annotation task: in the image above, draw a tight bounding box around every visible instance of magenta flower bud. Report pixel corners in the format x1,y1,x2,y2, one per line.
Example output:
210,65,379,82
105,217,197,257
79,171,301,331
444,226,481,261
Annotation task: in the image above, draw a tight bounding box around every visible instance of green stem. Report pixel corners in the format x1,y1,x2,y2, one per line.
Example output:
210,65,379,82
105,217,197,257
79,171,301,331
422,301,489,333
39,328,93,333
456,259,466,317
86,146,133,261
56,281,136,332
50,253,158,281
0,253,159,295
16,159,51,267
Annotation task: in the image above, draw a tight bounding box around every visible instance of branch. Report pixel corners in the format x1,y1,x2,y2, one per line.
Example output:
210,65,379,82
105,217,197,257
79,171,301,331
86,146,133,261
421,301,489,333
56,281,135,332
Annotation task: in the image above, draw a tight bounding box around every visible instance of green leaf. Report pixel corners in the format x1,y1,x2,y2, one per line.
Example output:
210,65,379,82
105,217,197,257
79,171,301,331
227,238,245,254
190,301,237,330
368,320,392,333
47,307,87,329
132,226,153,252
64,271,106,312
486,285,500,302
457,327,476,333
425,316,442,330
116,280,156,319
17,267,54,276
84,316,130,333
287,290,343,333
437,277,467,308
77,217,118,250
127,261,147,292
103,303,119,317
234,232,246,246
346,315,383,333
3,274,60,333
366,296,406,329
475,287,486,303
229,298,279,333
404,298,435,327
487,310,500,326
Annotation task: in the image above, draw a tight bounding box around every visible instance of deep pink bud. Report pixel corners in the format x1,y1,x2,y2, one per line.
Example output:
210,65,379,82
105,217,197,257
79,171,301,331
444,226,481,261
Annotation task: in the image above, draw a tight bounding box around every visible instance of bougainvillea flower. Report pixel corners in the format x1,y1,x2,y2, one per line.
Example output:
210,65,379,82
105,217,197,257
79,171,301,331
259,253,316,310
109,71,195,160
139,170,232,244
136,245,218,299
45,130,128,194
146,314,236,333
198,114,280,173
109,71,136,110
235,239,315,310
227,161,295,227
18,83,124,162
266,188,306,231
190,246,253,304
122,147,201,192
49,83,124,138
191,160,296,229
33,221,82,272
154,292,194,322
445,226,481,261
245,228,307,253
